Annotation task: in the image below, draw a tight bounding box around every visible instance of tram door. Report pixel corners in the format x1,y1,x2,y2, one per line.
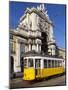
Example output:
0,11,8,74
35,59,41,78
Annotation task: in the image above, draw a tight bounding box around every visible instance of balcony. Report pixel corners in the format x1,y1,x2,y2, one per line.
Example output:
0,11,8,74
28,31,41,38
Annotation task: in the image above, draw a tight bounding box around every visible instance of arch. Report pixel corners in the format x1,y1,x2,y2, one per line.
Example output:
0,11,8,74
10,56,14,73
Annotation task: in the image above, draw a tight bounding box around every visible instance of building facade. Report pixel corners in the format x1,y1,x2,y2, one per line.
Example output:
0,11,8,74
10,4,65,74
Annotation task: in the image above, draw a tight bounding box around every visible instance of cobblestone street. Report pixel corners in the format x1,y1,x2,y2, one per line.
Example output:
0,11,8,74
10,74,66,89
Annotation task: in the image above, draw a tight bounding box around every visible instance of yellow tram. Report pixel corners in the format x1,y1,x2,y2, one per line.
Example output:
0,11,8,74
23,55,64,80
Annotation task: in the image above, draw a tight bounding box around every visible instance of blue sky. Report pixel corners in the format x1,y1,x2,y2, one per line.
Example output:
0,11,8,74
9,1,66,48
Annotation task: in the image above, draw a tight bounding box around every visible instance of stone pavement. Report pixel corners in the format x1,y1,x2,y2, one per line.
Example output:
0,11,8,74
10,74,66,89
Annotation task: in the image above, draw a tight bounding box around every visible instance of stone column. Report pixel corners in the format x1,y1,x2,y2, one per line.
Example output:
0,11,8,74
27,13,30,29
31,13,37,30
51,45,56,56
39,45,41,52
25,45,28,52
14,39,21,72
29,44,31,51
49,25,54,41
48,24,56,56
32,44,35,51
37,44,39,52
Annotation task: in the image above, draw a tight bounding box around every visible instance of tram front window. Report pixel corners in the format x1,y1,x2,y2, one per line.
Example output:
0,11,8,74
28,58,33,67
24,59,27,68
58,60,62,67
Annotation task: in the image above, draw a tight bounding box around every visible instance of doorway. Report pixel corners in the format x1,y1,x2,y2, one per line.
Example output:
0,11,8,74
20,57,24,72
35,59,41,77
10,56,14,73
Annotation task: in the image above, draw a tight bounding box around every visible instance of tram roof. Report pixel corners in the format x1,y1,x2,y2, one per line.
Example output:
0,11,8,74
23,50,63,59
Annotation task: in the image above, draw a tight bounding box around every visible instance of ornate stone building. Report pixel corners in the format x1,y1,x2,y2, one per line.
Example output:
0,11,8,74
10,4,65,74
58,48,66,59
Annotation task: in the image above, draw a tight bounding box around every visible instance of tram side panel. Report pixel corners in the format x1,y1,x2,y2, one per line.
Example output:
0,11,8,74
23,68,35,80
41,67,64,78
23,58,35,80
40,59,64,78
23,57,65,80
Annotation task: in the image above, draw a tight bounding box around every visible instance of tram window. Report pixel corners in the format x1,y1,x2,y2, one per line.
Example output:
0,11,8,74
58,60,62,67
48,60,51,68
52,60,54,67
24,59,27,67
28,58,33,67
55,60,58,67
57,61,59,67
44,59,47,68
35,59,40,68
